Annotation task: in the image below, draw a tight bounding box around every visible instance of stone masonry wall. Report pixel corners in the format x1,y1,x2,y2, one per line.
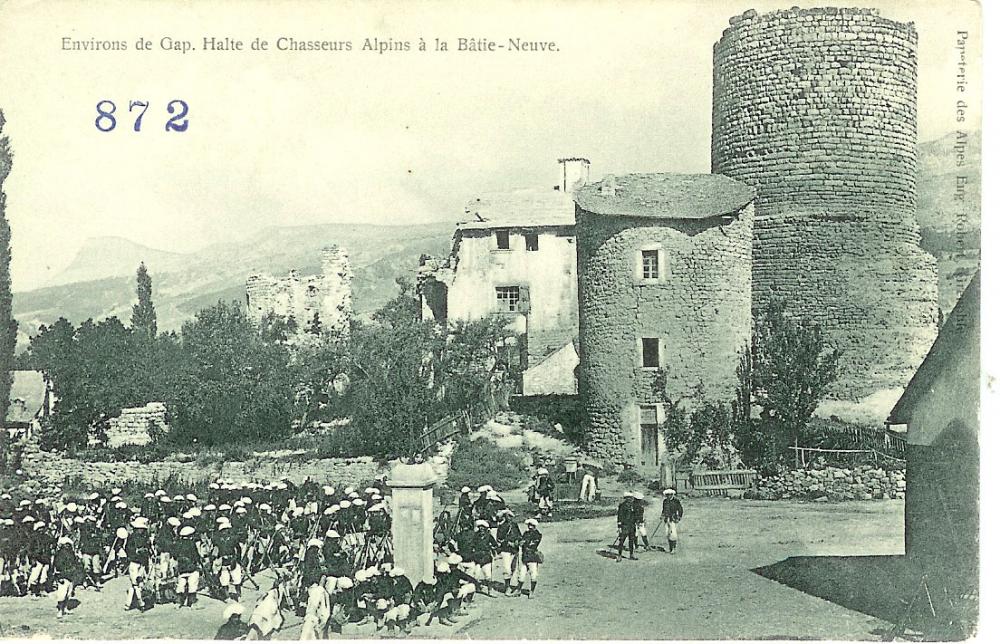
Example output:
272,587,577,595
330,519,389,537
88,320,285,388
246,246,353,335
749,464,906,502
101,402,169,448
711,7,938,399
576,204,753,466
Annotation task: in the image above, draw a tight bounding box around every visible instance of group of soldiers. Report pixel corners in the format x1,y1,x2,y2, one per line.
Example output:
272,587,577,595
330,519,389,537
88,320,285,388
0,475,546,639
615,488,684,561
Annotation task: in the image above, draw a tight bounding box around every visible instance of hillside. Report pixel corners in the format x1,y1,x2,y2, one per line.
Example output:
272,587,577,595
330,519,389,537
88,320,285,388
11,132,981,345
13,222,454,345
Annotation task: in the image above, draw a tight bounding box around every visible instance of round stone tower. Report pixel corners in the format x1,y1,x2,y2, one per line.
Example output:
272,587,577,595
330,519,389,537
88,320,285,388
711,7,939,399
575,173,754,469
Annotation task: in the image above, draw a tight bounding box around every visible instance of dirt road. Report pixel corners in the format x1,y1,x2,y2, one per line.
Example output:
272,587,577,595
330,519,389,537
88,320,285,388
0,498,904,640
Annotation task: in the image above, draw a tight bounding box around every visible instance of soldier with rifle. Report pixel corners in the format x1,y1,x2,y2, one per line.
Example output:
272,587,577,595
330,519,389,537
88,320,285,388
124,516,153,611
496,509,522,596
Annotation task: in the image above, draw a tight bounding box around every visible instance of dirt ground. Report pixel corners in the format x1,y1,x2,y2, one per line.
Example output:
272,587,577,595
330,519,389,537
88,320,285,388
0,498,905,640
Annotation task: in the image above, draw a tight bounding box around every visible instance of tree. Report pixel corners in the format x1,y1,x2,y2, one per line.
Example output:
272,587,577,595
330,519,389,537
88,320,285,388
130,262,157,341
751,298,839,466
168,301,296,446
0,112,17,466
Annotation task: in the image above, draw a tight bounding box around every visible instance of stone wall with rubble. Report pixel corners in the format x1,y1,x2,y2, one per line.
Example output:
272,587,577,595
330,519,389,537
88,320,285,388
576,204,753,466
711,7,938,399
748,465,906,502
100,402,169,448
246,246,353,335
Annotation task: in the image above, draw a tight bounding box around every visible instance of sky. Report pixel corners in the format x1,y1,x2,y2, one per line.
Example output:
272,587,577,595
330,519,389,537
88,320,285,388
0,0,982,291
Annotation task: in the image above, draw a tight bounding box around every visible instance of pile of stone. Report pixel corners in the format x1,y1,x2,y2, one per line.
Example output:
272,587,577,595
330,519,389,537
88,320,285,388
747,465,906,502
100,402,169,448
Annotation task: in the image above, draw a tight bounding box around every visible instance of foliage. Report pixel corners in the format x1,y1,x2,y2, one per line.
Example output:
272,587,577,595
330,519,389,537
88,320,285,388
751,298,840,445
447,437,529,493
509,394,588,445
0,112,16,469
616,467,645,486
130,262,157,341
167,301,296,446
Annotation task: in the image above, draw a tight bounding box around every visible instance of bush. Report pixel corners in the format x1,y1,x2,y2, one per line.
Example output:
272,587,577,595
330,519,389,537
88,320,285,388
510,395,587,445
314,425,371,460
447,437,529,493
616,468,645,486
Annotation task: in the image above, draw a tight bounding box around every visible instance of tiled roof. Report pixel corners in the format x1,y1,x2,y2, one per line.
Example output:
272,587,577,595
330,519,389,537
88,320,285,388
574,173,755,220
5,370,46,425
457,188,576,230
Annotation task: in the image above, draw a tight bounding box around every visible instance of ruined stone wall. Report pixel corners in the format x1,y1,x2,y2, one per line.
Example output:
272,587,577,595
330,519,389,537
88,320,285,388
102,402,169,448
576,204,753,465
711,7,938,399
246,246,352,335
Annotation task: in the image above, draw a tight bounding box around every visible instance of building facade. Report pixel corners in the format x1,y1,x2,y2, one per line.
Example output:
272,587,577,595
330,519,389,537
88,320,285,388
417,159,588,395
888,271,979,598
575,173,755,470
246,246,353,336
712,7,939,400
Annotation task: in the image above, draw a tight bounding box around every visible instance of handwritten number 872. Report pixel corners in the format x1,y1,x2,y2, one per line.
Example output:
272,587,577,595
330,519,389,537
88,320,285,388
95,100,189,132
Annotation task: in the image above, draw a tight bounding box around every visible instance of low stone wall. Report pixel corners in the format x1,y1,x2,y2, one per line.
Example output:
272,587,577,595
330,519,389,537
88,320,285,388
19,439,382,490
747,465,906,502
17,436,455,495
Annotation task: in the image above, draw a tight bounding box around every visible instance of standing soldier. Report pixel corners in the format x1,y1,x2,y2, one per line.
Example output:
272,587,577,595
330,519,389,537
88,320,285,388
215,518,243,601
27,520,53,595
519,518,543,598
174,525,202,608
616,493,638,561
633,493,652,551
660,489,684,554
125,517,152,611
78,516,104,589
53,535,82,617
470,519,498,596
495,509,521,596
535,469,555,518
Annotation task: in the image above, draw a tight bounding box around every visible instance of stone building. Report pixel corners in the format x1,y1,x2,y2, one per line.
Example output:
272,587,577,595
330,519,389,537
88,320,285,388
246,246,352,336
887,271,978,600
575,173,755,470
417,159,588,395
712,7,939,400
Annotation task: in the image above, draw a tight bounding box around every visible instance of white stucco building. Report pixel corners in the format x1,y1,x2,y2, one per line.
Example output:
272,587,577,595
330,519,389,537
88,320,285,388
417,158,589,395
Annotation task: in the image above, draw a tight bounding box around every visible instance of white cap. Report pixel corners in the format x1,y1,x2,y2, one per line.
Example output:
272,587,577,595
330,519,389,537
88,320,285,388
131,517,149,529
180,525,196,537
460,487,471,494
436,562,450,573
58,535,73,545
634,492,644,501
475,519,489,528
326,529,340,538
538,468,548,475
623,492,634,498
663,488,676,495
446,552,463,565
526,518,539,527
477,485,490,493
308,538,323,549
223,603,245,619
115,527,129,539
167,517,181,527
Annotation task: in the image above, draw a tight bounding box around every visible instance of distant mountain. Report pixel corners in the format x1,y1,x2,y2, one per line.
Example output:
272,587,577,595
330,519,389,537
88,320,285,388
13,222,454,346
47,236,189,287
915,131,981,318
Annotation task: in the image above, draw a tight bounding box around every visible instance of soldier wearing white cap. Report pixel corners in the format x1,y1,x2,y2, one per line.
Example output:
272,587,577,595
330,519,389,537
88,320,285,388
632,492,653,551
660,489,684,553
174,525,201,607
300,540,331,640
519,518,543,597
535,468,555,518
470,519,498,595
616,492,639,561
215,602,249,640
125,517,153,611
52,535,81,616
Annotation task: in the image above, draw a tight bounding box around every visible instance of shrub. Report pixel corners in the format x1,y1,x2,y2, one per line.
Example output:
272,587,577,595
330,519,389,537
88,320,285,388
616,468,645,486
510,395,587,445
447,437,529,493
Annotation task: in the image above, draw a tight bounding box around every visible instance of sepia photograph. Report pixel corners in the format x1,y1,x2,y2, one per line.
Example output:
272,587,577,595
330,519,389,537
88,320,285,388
0,0,985,640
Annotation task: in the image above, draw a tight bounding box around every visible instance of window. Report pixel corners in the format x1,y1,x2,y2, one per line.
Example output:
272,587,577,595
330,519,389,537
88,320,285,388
641,250,659,279
641,337,660,368
525,233,539,252
495,230,510,250
496,286,520,313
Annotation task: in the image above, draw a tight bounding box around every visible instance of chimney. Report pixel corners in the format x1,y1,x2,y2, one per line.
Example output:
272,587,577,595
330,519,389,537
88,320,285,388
558,157,591,192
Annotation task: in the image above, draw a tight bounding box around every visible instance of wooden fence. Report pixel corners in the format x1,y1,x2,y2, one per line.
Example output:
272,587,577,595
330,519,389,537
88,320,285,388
789,445,905,469
417,412,470,454
687,469,758,496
